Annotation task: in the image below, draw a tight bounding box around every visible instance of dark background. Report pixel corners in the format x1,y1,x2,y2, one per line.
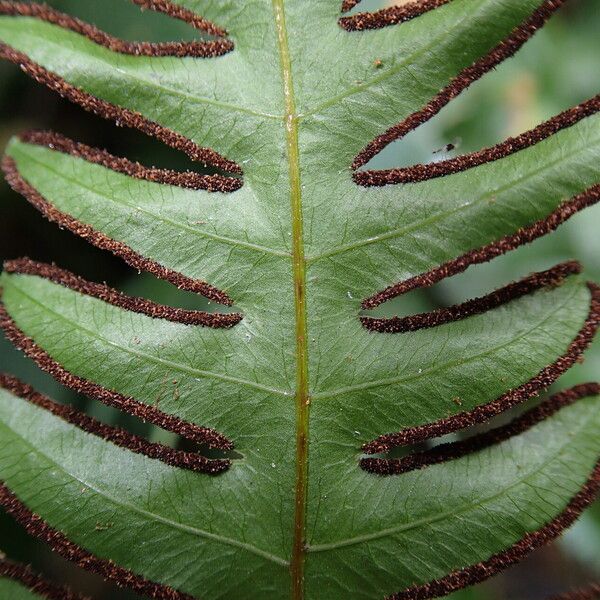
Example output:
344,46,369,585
0,1,599,598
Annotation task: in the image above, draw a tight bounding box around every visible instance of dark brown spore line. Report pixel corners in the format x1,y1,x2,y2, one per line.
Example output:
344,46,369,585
0,45,241,175
362,184,600,310
0,305,233,450
551,583,600,600
0,484,196,600
2,157,234,305
386,461,600,600
362,283,600,455
361,383,600,476
0,558,89,600
0,374,230,474
341,0,363,13
4,258,242,329
0,1,231,57
352,0,567,170
130,0,228,37
20,130,242,193
355,94,600,186
340,0,451,31
362,261,581,334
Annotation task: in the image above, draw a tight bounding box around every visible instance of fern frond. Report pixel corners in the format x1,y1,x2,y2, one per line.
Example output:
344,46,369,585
0,1,598,598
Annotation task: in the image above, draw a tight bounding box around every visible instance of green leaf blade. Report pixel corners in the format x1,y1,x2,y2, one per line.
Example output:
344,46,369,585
305,391,600,599
0,0,598,598
0,578,49,600
0,384,293,599
6,137,292,299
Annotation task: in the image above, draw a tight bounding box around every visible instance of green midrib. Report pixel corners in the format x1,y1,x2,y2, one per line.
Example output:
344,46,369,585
272,1,310,599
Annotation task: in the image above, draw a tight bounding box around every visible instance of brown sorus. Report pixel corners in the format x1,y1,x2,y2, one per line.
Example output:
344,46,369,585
0,558,88,600
0,305,234,449
0,1,231,57
362,185,600,310
341,0,363,13
0,373,231,474
362,383,600,475
340,0,450,31
4,258,241,329
362,261,580,333
2,157,234,305
362,283,600,454
0,44,241,174
355,94,600,186
387,462,600,599
20,130,242,193
0,483,195,600
351,1,568,170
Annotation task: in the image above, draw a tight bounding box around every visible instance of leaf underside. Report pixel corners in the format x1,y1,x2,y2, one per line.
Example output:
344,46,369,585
0,1,598,599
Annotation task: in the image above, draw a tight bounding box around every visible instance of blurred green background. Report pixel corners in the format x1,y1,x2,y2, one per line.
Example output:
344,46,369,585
0,0,598,598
